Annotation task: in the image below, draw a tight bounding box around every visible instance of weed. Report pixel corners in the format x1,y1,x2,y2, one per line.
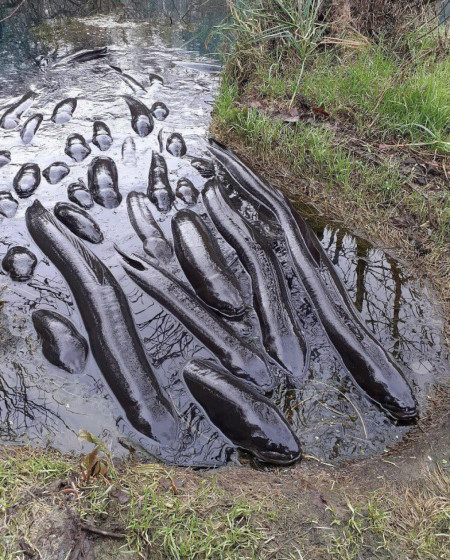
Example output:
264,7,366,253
328,467,450,560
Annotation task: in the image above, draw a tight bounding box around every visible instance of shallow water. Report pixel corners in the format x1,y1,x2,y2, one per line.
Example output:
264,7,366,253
0,2,448,466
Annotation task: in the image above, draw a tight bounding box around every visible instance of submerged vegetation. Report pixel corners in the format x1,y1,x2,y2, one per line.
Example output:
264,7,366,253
213,0,450,337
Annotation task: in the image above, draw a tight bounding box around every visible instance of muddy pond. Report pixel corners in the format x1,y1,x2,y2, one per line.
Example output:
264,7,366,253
0,1,448,468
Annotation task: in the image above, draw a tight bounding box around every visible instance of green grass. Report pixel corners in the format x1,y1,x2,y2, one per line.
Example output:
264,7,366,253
0,446,449,559
217,2,450,150
0,448,265,559
125,481,262,559
328,468,450,560
216,78,405,205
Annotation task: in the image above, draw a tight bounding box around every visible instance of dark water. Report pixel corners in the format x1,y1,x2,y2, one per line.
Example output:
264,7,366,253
0,1,448,466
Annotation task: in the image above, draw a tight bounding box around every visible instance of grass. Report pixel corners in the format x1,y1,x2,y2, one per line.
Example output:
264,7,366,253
212,1,450,339
328,467,450,560
0,445,449,559
0,447,265,559
215,1,449,149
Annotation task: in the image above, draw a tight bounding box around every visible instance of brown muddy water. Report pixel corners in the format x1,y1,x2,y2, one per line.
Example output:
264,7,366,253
0,1,448,467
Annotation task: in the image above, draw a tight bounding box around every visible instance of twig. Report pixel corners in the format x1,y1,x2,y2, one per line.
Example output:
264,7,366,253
81,524,125,539
0,0,27,24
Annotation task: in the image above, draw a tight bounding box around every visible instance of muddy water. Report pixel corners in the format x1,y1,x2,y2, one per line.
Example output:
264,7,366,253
0,2,448,466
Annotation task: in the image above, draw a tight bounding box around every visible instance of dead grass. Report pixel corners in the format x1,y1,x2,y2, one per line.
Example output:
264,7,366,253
0,443,449,559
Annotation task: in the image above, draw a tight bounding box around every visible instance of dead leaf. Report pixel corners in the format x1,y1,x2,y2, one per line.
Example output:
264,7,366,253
111,486,130,505
312,106,330,117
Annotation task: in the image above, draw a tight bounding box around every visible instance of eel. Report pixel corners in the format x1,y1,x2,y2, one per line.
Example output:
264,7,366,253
157,128,164,153
20,113,43,144
203,180,307,377
25,200,177,445
190,157,215,178
0,191,18,218
0,91,37,130
54,202,103,244
92,121,113,151
149,73,164,86
208,139,418,421
13,163,41,198
88,156,122,209
151,102,169,121
51,98,77,124
166,133,186,157
65,134,91,162
147,152,174,212
68,180,94,210
126,191,173,263
172,209,245,319
119,252,275,391
32,309,88,374
54,47,108,67
109,65,146,95
43,162,70,184
122,95,154,137
121,136,136,166
175,178,199,205
2,246,37,281
183,359,301,465
0,151,11,167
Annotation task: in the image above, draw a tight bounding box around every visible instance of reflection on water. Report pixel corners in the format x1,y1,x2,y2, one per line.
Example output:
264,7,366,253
0,2,448,466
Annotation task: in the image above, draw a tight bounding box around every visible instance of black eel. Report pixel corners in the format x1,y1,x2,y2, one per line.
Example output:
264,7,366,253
32,309,89,374
54,202,103,244
171,209,245,319
21,113,43,144
183,359,301,465
208,139,417,421
0,91,37,130
126,191,173,263
88,156,122,209
203,180,307,377
147,152,174,212
25,200,177,445
119,252,275,391
122,95,154,137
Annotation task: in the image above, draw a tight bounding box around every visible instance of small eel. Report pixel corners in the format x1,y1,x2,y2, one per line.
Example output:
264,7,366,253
203,180,308,377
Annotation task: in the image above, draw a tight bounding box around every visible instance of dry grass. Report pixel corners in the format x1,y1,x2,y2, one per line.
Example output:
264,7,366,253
0,443,449,559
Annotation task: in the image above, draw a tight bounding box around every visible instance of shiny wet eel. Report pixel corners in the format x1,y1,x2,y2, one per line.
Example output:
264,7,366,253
208,139,417,421
119,251,275,391
203,180,307,377
183,359,301,465
126,191,173,263
25,200,177,445
171,209,245,319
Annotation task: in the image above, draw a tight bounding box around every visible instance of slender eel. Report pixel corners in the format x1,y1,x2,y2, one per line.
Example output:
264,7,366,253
119,252,275,391
203,180,307,377
172,209,245,319
183,359,301,465
126,191,173,263
0,92,37,130
208,139,417,421
147,152,174,212
26,200,177,445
